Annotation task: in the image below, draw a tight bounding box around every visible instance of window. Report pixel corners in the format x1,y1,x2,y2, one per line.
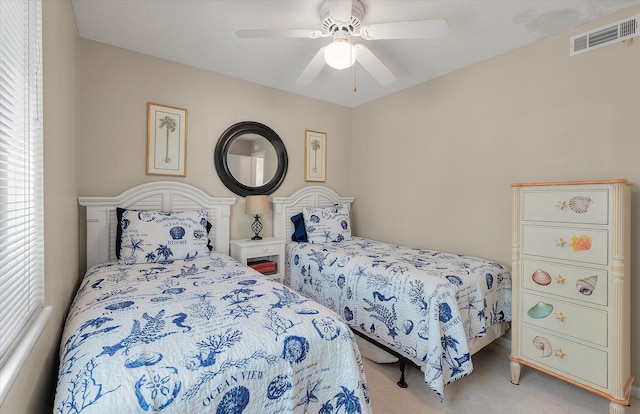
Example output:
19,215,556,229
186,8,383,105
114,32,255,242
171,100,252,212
0,0,50,403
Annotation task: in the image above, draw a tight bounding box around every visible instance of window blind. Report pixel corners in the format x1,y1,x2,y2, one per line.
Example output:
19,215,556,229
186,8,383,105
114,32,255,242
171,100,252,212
0,0,47,402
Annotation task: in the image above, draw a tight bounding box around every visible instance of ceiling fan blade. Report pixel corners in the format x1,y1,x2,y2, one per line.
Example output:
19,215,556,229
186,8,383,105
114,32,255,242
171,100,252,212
236,28,324,39
354,44,396,86
296,47,327,85
360,19,449,40
327,0,353,24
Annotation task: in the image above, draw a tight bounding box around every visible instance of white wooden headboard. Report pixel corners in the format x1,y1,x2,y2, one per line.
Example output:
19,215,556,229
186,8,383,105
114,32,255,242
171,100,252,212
79,181,236,269
272,186,354,240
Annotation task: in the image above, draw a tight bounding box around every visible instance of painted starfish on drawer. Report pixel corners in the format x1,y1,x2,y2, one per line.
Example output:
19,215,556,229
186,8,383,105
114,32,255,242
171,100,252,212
556,200,567,210
554,349,566,358
555,275,566,284
555,238,567,247
554,312,566,322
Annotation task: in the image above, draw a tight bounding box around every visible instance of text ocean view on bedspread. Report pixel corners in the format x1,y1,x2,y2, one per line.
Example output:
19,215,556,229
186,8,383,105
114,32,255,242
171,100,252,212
54,253,371,414
286,237,512,398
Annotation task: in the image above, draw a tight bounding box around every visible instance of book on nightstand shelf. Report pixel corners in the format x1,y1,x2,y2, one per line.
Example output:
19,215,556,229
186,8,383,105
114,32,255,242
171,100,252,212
247,259,277,275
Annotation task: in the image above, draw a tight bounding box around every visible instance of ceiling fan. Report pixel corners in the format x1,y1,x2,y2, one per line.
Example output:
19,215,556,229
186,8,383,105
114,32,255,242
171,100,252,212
236,0,449,86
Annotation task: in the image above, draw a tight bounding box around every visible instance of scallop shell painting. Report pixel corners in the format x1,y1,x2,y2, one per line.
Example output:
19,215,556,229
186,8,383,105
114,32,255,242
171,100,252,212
533,335,553,357
531,269,552,286
569,196,593,214
576,275,598,296
527,301,553,319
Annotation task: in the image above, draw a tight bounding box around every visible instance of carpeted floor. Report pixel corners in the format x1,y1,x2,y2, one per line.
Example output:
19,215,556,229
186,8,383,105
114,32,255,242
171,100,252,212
361,342,639,414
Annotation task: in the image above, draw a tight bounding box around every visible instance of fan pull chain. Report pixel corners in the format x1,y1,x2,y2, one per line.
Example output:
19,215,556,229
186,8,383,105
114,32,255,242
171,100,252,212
347,34,357,92
353,61,357,92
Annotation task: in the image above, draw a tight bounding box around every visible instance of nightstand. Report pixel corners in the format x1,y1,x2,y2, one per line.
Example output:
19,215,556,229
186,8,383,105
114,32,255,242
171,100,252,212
230,237,286,283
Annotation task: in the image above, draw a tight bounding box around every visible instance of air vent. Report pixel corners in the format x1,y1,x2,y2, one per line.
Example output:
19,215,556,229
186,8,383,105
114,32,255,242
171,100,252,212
570,14,639,56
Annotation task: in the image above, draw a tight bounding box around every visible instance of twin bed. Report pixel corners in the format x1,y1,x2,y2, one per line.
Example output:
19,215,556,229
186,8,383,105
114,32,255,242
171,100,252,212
54,182,511,413
273,186,512,398
54,182,370,414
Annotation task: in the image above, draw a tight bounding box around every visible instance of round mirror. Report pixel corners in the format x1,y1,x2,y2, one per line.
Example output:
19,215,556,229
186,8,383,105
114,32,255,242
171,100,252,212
214,121,288,196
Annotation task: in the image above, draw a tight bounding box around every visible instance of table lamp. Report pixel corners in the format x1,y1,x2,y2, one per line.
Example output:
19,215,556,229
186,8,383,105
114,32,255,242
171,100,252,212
245,195,271,240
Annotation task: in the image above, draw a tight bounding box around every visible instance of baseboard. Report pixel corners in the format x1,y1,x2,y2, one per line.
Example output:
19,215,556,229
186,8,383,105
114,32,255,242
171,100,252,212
494,336,511,351
494,337,639,402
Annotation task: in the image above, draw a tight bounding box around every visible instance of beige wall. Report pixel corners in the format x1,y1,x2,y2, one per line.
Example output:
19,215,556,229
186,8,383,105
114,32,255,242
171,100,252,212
4,3,638,412
77,40,352,248
0,1,80,413
351,6,640,389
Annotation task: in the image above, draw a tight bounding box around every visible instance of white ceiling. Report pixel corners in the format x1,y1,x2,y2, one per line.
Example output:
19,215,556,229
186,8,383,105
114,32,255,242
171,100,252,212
71,0,640,108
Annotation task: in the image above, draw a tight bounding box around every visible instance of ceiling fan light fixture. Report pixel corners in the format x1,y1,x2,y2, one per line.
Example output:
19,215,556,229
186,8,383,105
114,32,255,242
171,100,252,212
324,35,356,70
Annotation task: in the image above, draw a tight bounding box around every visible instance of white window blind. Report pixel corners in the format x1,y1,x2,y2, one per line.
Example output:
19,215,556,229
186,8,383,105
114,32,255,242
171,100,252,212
0,0,49,403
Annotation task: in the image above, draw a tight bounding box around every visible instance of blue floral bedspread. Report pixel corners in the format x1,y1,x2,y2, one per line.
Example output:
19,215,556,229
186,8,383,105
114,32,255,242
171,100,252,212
286,237,512,398
54,253,371,414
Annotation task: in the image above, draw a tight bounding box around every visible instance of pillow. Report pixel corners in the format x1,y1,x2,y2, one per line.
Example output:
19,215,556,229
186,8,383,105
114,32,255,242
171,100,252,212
290,212,308,242
302,203,351,243
118,209,209,264
116,207,127,259
116,208,213,259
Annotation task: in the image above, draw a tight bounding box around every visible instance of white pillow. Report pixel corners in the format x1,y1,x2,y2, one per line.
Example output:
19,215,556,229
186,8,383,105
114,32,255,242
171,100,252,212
119,209,209,264
302,203,351,243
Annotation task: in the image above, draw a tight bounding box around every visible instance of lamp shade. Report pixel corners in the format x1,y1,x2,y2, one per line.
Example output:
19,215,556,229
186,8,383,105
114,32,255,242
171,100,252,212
324,30,357,70
245,195,271,215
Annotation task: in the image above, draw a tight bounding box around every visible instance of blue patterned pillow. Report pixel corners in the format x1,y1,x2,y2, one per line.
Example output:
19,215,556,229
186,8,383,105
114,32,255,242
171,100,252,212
116,208,213,258
302,203,351,243
118,209,209,264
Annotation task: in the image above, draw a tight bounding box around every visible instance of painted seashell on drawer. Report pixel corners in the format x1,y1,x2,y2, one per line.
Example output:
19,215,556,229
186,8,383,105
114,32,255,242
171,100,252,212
568,196,593,214
533,335,553,357
531,269,552,286
570,234,592,252
576,275,598,296
527,301,553,319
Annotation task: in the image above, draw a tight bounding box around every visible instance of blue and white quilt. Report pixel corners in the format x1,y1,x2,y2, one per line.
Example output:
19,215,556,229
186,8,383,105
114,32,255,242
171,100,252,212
54,253,371,414
286,237,512,398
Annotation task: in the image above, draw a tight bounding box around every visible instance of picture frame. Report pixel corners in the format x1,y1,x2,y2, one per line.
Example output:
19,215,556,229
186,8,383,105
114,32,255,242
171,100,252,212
304,130,326,182
147,102,188,176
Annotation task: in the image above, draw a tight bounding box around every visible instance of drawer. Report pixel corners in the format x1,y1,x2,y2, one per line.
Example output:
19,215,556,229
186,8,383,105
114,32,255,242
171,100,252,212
521,225,608,265
521,292,607,346
238,243,282,257
521,188,608,225
521,258,607,306
520,325,607,388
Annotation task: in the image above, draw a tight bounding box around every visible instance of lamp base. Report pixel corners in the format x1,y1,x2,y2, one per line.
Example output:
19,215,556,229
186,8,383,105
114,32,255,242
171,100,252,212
250,215,263,240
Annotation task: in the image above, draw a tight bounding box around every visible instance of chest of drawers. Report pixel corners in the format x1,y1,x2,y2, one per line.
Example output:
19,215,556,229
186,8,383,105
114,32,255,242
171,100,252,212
509,180,633,414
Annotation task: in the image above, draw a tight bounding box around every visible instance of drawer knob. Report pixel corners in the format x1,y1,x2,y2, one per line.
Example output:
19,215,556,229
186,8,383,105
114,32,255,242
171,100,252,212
554,312,566,322
554,349,566,359
263,247,268,252
555,275,566,284
556,200,568,210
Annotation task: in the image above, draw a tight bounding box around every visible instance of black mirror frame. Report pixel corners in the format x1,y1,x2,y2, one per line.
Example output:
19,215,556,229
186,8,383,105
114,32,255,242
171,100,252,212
214,121,288,197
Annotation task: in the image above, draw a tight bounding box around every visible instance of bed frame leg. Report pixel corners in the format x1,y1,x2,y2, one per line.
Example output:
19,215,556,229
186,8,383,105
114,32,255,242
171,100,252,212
397,360,408,388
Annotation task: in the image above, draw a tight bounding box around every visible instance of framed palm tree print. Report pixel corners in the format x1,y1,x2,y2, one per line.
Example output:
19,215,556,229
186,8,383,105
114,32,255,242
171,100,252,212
146,102,188,176
304,130,326,182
